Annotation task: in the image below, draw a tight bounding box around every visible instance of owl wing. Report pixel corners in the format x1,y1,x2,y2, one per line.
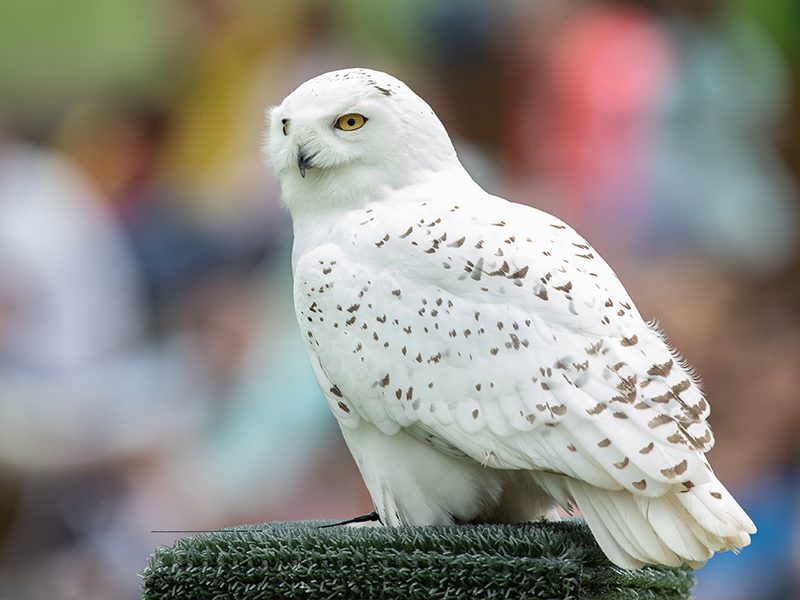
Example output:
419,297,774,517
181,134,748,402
295,192,752,567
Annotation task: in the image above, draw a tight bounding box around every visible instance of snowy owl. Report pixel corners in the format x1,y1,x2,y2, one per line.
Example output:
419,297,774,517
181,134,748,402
265,68,755,569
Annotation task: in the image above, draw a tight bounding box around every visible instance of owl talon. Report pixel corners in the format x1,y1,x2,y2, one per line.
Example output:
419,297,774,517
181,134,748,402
318,511,381,528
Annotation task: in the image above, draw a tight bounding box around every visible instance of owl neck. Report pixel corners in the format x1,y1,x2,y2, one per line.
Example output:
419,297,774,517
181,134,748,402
284,156,466,223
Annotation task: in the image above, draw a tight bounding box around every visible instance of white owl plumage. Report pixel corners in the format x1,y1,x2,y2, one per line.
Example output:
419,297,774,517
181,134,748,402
265,68,755,569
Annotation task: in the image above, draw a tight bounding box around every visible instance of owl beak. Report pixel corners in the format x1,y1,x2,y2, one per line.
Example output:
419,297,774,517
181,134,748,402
297,148,315,178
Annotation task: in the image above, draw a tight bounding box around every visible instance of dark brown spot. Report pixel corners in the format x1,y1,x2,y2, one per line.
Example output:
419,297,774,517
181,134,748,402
648,414,672,428
329,385,343,398
585,340,603,355
472,409,479,419
651,391,672,404
614,457,630,469
395,388,402,400
710,491,722,499
553,358,570,370
337,401,350,413
693,429,713,447
406,387,414,401
667,432,686,445
633,480,647,491
597,438,611,448
488,261,510,277
616,374,638,393
448,236,465,248
567,444,577,452
586,402,607,415
620,335,638,347
647,360,674,378
613,411,628,419
639,442,654,454
671,380,691,395
490,347,499,356
506,334,521,350
510,266,529,279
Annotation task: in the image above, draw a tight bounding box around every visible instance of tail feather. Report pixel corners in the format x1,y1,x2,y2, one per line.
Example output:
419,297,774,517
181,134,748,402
577,481,679,566
535,473,755,569
634,494,711,565
571,488,645,570
675,481,756,537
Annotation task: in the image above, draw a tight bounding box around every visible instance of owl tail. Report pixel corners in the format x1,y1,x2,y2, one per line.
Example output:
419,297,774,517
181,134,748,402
537,474,756,570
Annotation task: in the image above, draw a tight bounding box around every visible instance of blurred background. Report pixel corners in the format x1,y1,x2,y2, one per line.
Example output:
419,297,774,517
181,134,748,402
0,0,797,598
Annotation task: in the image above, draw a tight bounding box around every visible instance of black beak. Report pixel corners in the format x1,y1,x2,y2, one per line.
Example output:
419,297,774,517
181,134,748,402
297,149,314,178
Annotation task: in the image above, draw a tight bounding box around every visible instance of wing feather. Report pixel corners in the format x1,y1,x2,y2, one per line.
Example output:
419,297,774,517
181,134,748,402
296,196,718,502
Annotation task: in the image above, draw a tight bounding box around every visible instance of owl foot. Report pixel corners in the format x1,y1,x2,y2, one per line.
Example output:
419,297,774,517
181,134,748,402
318,511,381,528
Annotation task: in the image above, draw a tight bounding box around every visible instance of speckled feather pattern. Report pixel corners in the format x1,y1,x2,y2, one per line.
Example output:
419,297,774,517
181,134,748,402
267,68,755,570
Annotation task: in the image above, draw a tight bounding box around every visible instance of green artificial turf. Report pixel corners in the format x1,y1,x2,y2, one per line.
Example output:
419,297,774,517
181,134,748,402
141,519,695,599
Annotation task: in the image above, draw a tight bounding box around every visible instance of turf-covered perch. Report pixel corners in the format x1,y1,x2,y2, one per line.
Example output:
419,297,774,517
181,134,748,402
142,520,694,599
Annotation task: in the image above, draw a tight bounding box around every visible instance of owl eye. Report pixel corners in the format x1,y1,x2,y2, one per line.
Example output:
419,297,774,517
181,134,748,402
281,119,288,135
335,113,367,131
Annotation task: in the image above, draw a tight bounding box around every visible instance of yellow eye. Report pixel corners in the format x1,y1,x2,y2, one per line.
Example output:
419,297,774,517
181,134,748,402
335,113,367,131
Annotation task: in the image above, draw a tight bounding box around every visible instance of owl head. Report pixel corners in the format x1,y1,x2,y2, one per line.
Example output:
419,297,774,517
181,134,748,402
265,68,458,216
